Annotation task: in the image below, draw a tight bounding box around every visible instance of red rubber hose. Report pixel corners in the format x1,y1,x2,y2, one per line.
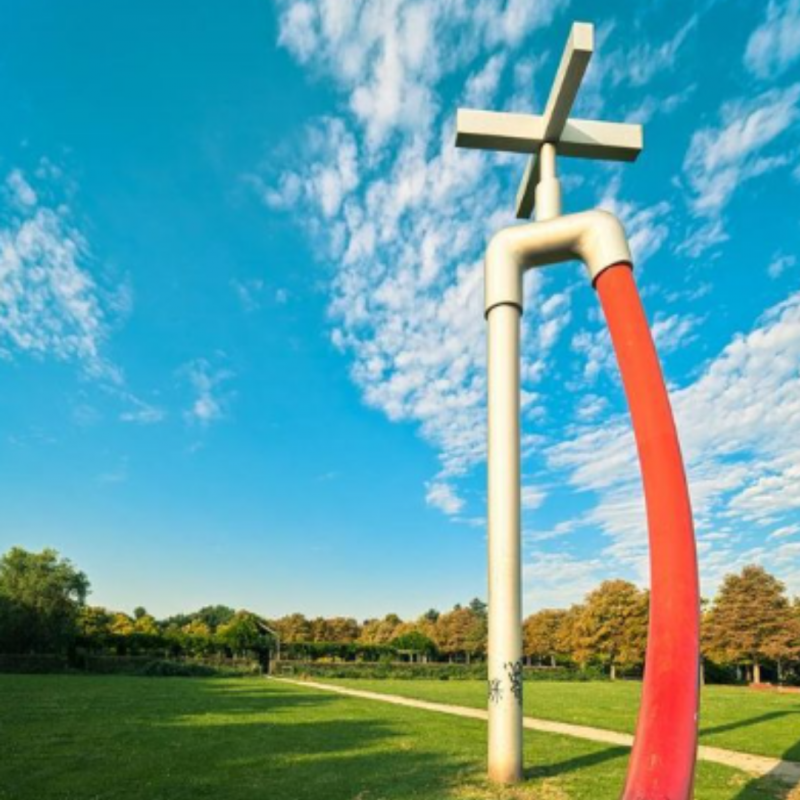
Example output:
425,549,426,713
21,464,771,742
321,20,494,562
594,264,700,800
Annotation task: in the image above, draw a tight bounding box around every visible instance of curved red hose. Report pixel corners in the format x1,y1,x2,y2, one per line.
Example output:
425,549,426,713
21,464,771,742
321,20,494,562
594,264,700,800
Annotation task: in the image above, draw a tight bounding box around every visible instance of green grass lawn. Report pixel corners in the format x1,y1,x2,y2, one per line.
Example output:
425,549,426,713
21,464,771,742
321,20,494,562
0,675,794,800
322,679,800,762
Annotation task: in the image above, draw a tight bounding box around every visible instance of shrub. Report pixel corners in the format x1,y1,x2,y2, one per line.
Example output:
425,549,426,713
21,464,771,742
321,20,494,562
273,661,609,681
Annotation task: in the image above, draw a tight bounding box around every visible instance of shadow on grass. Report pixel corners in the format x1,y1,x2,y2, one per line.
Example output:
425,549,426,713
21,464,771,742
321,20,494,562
700,710,800,760
730,725,800,800
525,745,628,780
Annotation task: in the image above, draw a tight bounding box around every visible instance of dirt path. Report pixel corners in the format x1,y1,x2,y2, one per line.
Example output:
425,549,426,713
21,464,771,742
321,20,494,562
273,677,800,786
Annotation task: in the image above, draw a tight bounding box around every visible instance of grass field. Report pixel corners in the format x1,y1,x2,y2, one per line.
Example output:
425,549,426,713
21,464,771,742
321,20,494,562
0,675,797,800
323,679,800,762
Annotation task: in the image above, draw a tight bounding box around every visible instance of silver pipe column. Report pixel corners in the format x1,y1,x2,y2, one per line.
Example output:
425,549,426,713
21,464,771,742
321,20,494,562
459,18,643,789
486,301,523,784
482,208,633,783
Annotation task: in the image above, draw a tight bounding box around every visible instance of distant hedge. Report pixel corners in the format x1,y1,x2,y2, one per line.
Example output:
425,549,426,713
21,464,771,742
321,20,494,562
0,653,261,678
273,661,609,681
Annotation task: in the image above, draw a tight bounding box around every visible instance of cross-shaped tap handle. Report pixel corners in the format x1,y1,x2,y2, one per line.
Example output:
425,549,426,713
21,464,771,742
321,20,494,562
455,22,643,220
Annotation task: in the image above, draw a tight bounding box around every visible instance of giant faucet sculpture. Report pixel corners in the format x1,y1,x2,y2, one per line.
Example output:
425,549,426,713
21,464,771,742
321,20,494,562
456,22,701,799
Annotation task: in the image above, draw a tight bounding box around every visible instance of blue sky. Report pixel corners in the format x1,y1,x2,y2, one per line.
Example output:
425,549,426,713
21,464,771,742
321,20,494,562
1,0,799,620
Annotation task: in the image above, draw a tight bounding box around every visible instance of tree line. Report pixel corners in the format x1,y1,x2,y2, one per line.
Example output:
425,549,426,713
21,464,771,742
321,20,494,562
1,547,798,683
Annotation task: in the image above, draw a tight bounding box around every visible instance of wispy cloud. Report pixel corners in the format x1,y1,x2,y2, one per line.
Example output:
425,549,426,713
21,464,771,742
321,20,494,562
274,0,567,148
597,176,671,267
745,0,800,80
182,358,235,426
262,1,574,514
577,16,697,120
523,551,605,610
680,84,800,255
521,484,545,510
0,167,116,380
767,252,797,279
118,395,166,425
425,480,465,515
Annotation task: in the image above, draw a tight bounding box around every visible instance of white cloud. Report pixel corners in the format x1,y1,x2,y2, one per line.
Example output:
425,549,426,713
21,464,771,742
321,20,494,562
231,278,265,312
611,16,697,89
273,0,567,147
425,480,464,515
767,252,797,279
0,168,115,380
745,0,800,80
680,84,800,255
463,53,506,108
523,551,606,611
770,523,800,540
259,117,359,219
577,18,696,120
626,85,696,125
262,1,574,513
119,396,166,425
521,484,545,510
597,176,670,267
651,311,701,354
182,358,234,425
7,169,37,207
571,326,612,384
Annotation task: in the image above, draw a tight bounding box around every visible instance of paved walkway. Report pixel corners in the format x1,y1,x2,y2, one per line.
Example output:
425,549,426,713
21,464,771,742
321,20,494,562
273,677,800,786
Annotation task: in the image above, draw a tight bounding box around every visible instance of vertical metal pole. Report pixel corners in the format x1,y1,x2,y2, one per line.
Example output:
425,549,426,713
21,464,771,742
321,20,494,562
534,143,562,222
486,302,523,784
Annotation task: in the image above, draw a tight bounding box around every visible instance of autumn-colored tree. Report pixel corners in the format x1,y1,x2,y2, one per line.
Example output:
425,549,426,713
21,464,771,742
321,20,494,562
308,616,360,643
523,609,567,666
575,580,649,679
433,606,486,662
703,565,794,683
552,605,584,665
327,617,358,642
273,613,312,643
358,613,403,644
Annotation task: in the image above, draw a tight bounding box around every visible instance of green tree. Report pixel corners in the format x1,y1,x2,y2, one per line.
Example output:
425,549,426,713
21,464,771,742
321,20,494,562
575,580,648,679
468,598,488,618
216,611,271,657
703,565,793,683
390,629,438,661
133,613,159,635
0,547,89,654
194,605,236,631
109,612,135,636
178,619,214,656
